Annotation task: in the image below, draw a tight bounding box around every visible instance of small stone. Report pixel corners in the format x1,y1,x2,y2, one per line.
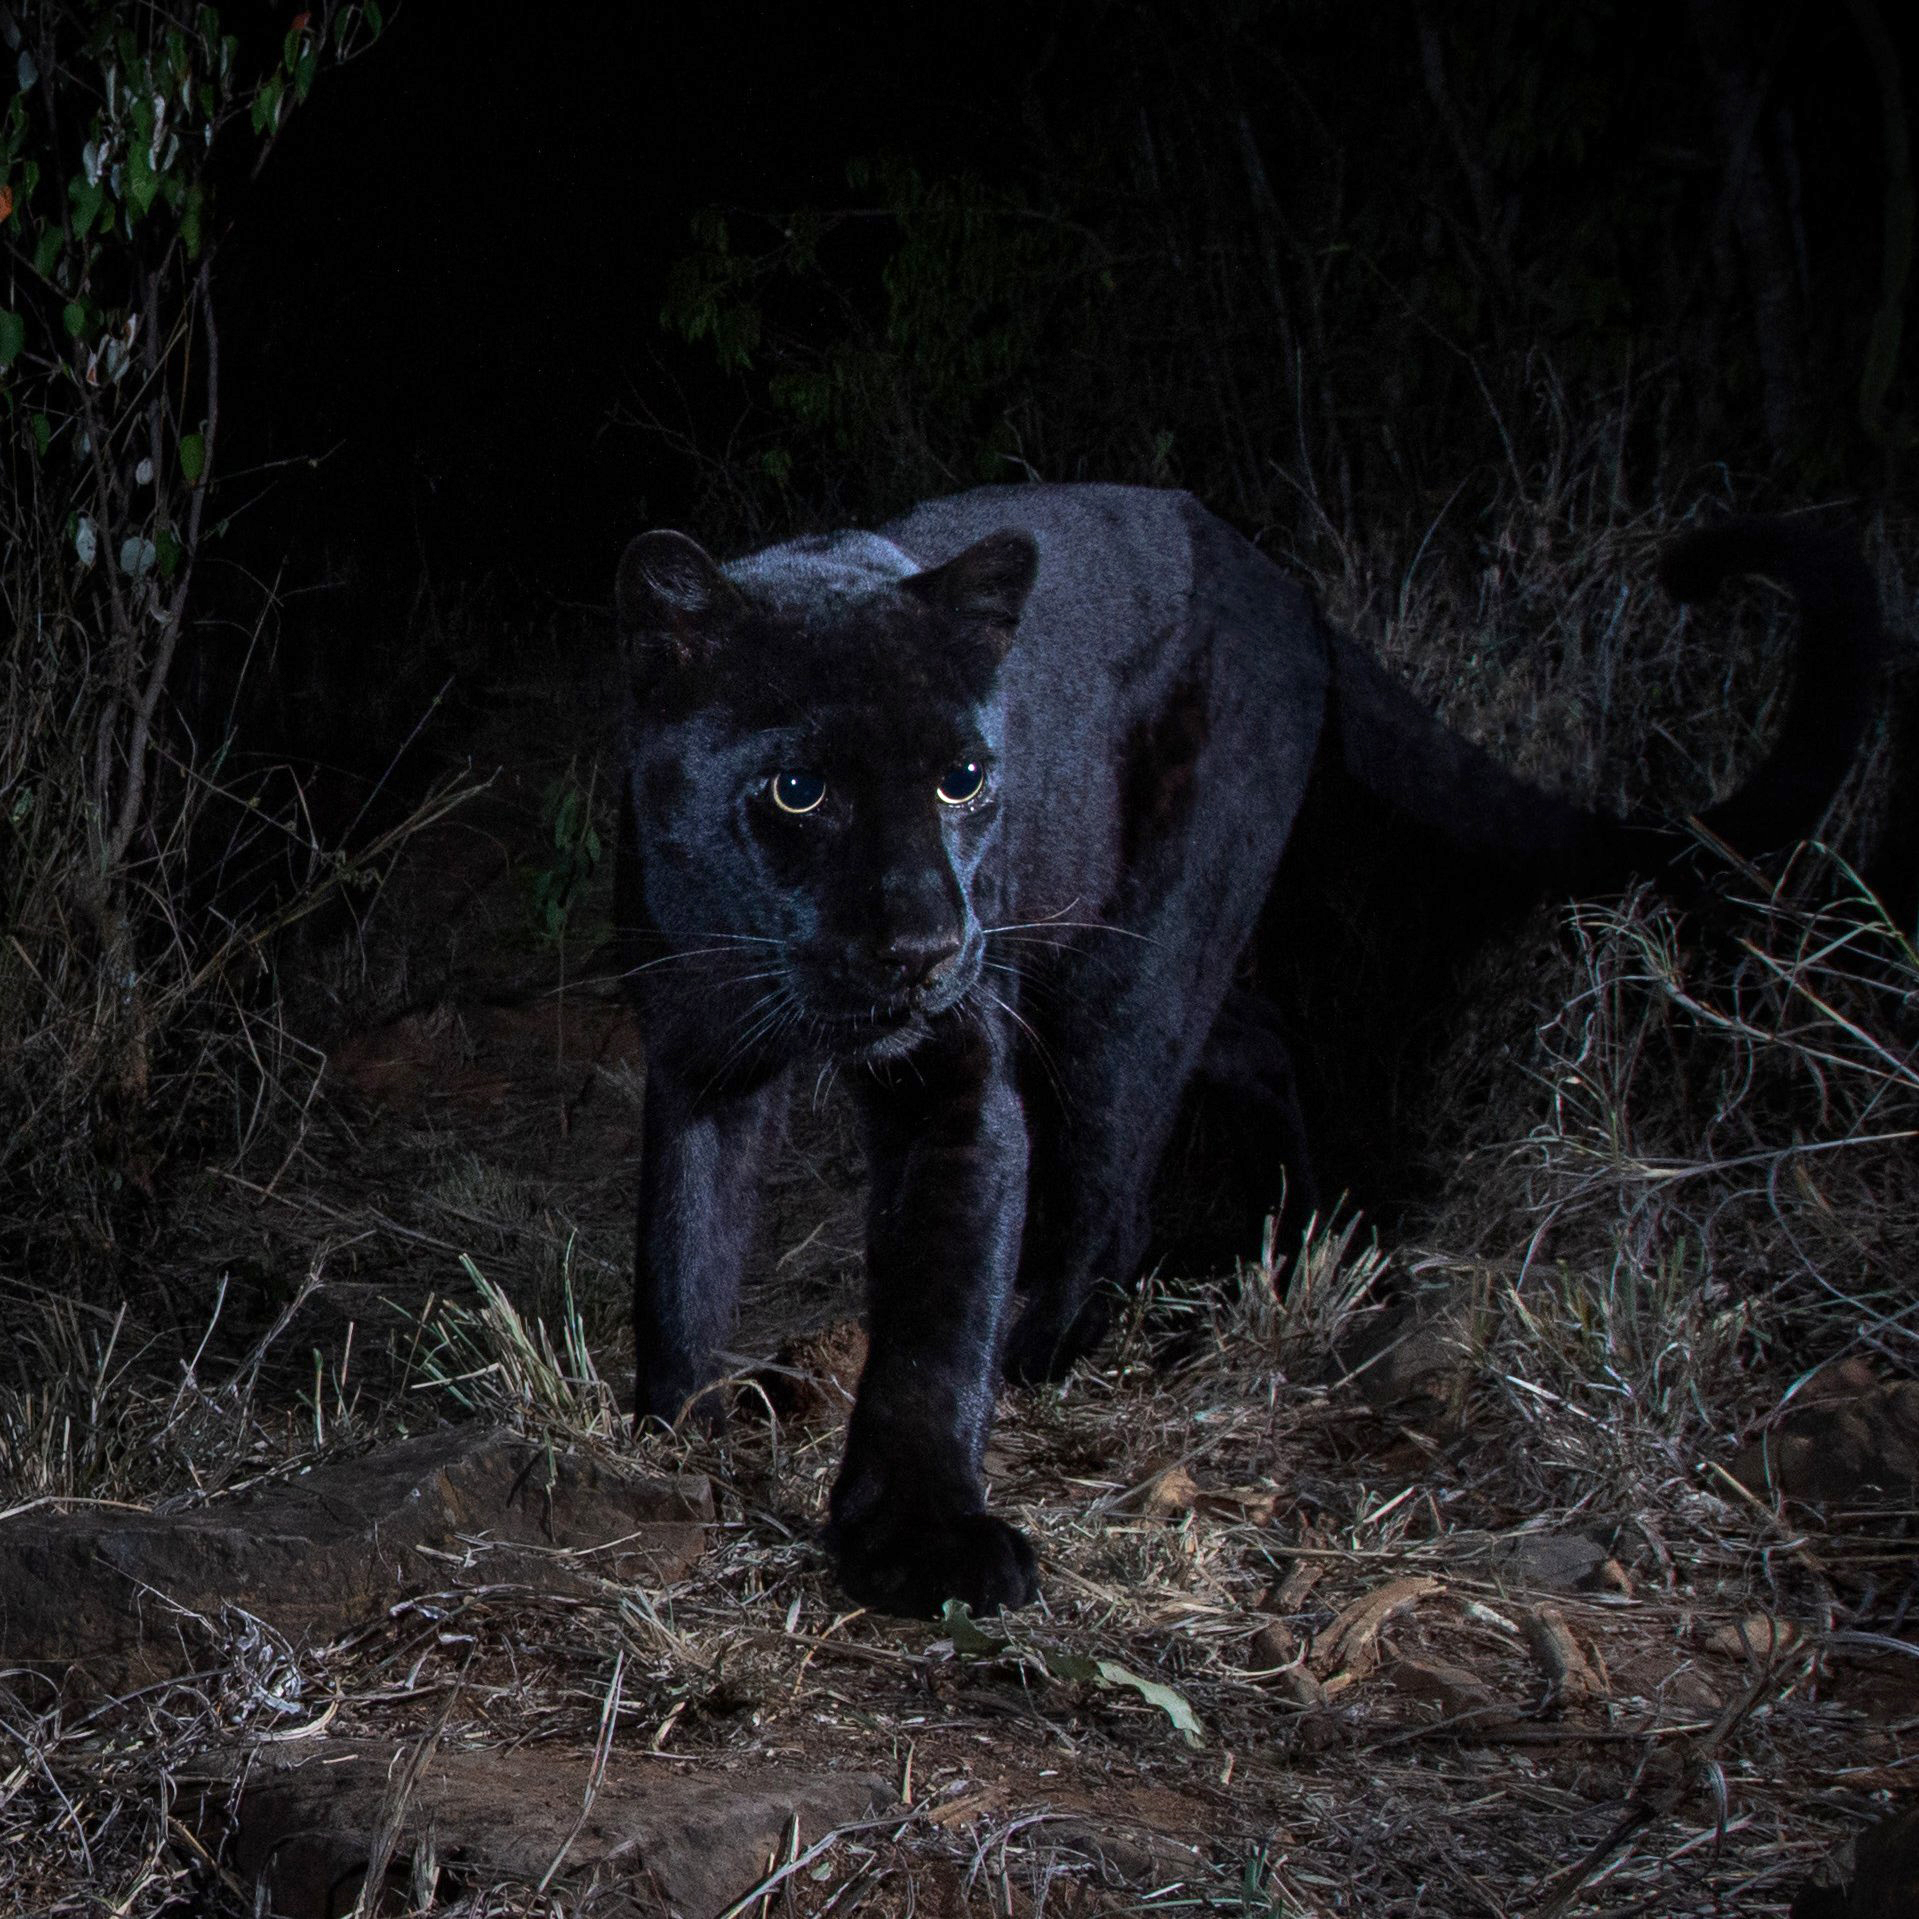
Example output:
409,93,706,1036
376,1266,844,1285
1493,1533,1618,1594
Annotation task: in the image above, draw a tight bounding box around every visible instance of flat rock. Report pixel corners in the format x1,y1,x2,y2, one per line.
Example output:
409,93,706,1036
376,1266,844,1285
1042,1814,1203,1885
0,1425,710,1690
1382,1654,1504,1719
1733,1379,1919,1508
207,1739,894,1919
1478,1531,1630,1595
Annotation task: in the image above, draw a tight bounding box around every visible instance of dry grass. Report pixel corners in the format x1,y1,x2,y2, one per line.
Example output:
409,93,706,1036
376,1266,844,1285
1299,374,1903,848
4,1173,1905,1915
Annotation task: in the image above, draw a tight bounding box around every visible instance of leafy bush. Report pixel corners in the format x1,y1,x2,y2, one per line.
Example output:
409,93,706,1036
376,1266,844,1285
0,2,381,1274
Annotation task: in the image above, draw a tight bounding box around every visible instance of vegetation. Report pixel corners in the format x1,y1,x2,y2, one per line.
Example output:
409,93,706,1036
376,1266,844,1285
0,2,396,1275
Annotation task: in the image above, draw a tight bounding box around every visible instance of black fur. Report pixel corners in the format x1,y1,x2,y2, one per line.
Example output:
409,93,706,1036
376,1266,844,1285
613,485,1882,1618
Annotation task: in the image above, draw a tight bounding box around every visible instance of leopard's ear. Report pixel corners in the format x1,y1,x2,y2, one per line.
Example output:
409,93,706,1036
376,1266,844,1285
903,530,1038,655
616,530,743,666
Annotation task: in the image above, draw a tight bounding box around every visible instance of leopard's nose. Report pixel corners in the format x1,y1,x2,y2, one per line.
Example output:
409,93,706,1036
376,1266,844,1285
875,928,962,991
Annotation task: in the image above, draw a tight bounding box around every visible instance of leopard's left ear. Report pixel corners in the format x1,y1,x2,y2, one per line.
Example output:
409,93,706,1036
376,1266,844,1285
616,530,743,669
903,530,1038,655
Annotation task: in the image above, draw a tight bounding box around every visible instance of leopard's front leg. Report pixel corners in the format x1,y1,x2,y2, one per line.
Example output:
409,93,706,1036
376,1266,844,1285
829,1015,1037,1617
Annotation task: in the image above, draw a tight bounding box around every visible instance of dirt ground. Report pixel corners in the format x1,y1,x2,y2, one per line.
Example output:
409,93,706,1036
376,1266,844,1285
7,650,1914,1918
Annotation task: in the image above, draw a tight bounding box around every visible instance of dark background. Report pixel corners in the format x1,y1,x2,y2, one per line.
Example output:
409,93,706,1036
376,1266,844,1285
218,3,1033,593
213,0,1903,598
192,0,1908,781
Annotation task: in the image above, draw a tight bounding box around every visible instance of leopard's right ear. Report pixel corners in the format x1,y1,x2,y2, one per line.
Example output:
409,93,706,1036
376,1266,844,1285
615,531,742,667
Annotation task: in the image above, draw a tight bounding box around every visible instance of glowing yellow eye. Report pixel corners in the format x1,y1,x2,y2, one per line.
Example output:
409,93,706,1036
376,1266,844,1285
771,771,826,814
936,761,986,806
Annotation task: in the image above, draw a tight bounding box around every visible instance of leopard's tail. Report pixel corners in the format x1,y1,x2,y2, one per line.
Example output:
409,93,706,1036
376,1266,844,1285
1660,515,1887,858
1321,513,1885,887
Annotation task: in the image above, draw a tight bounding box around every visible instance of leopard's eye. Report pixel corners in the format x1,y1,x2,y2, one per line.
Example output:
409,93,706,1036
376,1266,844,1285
771,771,826,815
935,760,987,806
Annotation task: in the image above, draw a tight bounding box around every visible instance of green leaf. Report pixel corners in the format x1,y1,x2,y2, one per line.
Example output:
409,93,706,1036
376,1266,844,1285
33,224,64,278
251,72,284,136
0,308,22,369
61,301,87,340
155,528,183,579
126,145,158,219
938,1598,1007,1655
69,175,105,234
1036,1649,1100,1683
178,430,206,485
365,2,385,38
1093,1659,1203,1747
31,413,50,458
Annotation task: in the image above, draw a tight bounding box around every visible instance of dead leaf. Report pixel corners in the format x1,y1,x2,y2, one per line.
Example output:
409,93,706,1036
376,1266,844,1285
1311,1575,1442,1679
1197,1486,1280,1525
1268,1560,1326,1612
1123,1464,1201,1517
1279,1667,1326,1709
924,1786,1007,1829
1248,1619,1299,1671
1703,1613,1801,1660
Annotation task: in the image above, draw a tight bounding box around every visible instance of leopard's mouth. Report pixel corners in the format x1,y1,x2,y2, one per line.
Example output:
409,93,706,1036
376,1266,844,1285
800,940,984,1042
810,977,982,1061
819,998,928,1044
